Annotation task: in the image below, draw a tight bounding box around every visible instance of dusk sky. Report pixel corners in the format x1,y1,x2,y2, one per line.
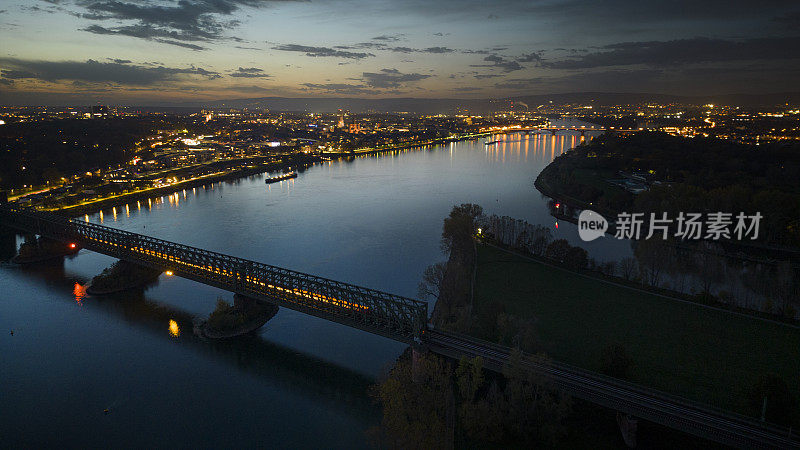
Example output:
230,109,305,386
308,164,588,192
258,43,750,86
1,0,799,104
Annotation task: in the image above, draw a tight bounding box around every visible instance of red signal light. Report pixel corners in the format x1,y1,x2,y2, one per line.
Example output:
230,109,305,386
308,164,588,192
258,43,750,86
69,243,76,249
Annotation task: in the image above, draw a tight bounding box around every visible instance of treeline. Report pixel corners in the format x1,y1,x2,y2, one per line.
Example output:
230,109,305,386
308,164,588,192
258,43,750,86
542,132,800,247
483,215,798,319
428,204,484,331
484,215,588,270
371,352,572,448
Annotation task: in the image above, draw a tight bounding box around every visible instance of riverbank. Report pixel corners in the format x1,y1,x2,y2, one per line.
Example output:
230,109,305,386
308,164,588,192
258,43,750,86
50,155,321,218
42,134,493,218
324,132,494,158
534,133,800,261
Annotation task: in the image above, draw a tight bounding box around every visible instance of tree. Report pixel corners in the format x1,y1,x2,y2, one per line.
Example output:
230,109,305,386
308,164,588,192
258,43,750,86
501,349,573,445
455,356,484,402
441,203,483,254
600,343,634,380
618,257,638,281
634,238,671,287
544,239,571,262
693,241,726,298
564,246,588,270
747,373,796,426
42,167,63,185
372,352,453,449
417,262,446,300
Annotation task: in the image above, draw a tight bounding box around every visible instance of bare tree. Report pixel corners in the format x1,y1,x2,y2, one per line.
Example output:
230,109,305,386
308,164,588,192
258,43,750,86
418,262,447,300
618,257,638,281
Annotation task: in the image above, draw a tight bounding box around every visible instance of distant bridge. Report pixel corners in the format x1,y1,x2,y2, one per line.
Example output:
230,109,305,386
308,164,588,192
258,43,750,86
521,126,639,136
2,205,797,448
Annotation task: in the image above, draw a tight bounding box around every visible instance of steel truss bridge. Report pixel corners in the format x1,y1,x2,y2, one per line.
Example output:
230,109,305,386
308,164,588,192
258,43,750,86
2,205,798,448
0,205,427,344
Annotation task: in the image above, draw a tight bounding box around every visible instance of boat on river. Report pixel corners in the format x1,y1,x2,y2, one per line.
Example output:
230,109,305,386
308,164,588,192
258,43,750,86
265,172,297,184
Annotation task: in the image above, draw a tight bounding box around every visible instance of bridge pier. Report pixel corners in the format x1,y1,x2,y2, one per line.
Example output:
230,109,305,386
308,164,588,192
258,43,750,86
86,259,162,295
616,412,638,448
233,293,256,311
411,346,427,384
11,235,78,264
195,294,279,339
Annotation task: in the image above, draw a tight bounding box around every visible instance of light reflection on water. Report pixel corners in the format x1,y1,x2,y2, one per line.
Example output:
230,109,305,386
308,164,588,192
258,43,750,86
73,282,86,304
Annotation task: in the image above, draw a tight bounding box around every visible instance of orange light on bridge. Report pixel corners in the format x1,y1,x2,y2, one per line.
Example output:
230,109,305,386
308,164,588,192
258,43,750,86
165,270,173,276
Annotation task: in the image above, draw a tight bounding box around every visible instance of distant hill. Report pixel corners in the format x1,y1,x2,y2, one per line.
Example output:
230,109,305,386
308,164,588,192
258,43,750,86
4,91,797,112
196,97,492,114
195,92,800,114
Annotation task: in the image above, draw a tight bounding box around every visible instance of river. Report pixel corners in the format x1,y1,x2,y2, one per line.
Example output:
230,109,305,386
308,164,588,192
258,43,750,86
0,120,629,447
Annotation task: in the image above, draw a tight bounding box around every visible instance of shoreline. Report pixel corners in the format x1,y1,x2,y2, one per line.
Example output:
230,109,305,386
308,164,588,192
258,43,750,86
535,155,800,264
50,159,314,218
323,131,494,158
38,132,501,219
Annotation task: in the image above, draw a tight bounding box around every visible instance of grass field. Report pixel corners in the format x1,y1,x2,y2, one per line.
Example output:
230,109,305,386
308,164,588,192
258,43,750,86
472,244,800,421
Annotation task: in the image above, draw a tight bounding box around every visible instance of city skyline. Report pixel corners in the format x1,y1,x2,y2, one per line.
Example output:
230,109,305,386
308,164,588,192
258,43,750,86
1,0,800,104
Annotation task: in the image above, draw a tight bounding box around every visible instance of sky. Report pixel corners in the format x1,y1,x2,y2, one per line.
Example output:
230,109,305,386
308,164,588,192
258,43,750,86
0,0,799,104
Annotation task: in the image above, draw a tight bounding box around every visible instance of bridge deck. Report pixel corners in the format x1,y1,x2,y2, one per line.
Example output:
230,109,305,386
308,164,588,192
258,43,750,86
0,206,427,343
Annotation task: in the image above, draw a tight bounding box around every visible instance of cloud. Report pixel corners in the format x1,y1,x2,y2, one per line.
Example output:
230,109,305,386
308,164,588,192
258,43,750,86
388,46,415,53
543,36,800,69
272,44,375,59
474,73,502,79
1,69,38,79
71,0,297,46
229,67,270,78
361,68,432,88
494,69,664,92
301,83,374,95
470,54,524,72
422,46,454,54
333,43,455,54
372,34,403,42
517,52,542,63
0,58,221,85
83,24,208,50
